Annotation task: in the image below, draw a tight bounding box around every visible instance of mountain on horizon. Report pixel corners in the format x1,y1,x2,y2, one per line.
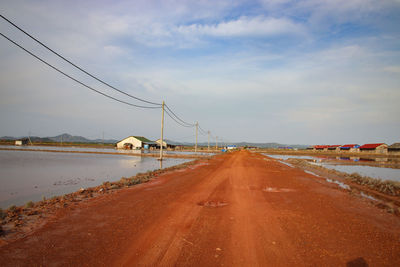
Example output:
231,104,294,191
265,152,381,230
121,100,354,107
0,134,309,148
0,133,118,144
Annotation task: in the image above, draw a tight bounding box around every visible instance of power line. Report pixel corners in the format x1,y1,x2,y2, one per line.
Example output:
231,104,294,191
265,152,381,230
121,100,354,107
164,104,195,127
164,109,194,128
0,14,161,107
0,14,220,141
0,32,161,109
198,124,208,135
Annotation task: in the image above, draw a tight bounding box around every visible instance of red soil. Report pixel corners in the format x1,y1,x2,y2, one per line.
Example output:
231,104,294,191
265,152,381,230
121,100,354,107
1,151,399,266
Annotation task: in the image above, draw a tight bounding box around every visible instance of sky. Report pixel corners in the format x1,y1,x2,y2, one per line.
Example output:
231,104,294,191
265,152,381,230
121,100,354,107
0,0,399,145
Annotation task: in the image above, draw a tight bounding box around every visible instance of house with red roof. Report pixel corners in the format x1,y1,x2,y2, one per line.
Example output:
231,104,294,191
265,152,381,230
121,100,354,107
313,145,329,151
359,143,388,154
327,145,341,152
388,143,400,154
340,144,360,152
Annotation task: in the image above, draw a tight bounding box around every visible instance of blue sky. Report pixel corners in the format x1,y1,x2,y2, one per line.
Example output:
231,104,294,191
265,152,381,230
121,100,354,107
1,0,399,145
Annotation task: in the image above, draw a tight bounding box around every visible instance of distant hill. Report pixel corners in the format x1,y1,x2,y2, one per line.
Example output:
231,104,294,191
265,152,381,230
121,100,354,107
0,133,118,144
0,134,309,148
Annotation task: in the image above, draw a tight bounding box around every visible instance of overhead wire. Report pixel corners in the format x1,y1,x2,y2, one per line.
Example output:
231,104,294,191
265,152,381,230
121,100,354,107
198,124,208,135
164,104,195,127
0,32,161,109
1,14,223,140
0,14,161,107
164,109,195,128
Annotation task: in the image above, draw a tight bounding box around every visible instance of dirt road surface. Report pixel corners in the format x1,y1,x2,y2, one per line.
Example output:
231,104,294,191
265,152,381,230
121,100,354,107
1,151,400,266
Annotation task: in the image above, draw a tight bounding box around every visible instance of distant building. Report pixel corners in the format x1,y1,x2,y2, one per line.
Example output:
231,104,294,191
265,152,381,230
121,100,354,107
313,145,329,151
359,143,388,154
15,138,29,146
226,145,237,150
327,145,341,152
155,139,176,150
116,136,157,150
340,144,360,152
388,143,400,154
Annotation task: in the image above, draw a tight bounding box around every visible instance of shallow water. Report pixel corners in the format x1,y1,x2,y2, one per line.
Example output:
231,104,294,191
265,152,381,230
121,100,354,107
0,145,215,156
263,154,317,160
0,150,190,208
263,153,400,182
314,163,400,182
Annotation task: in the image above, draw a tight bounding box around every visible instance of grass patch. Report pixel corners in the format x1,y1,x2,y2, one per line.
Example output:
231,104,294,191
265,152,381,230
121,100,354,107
25,201,34,208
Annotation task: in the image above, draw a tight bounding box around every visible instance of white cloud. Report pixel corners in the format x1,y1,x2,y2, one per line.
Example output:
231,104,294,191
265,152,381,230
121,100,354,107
177,16,305,37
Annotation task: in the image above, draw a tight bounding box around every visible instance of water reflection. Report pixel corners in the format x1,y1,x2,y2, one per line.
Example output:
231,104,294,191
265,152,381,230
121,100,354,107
0,150,190,208
263,153,400,182
313,163,400,182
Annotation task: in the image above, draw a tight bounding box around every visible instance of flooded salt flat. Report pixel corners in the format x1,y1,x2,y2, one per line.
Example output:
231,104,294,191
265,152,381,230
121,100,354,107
263,154,317,160
0,145,215,156
263,153,400,163
312,163,400,182
263,153,400,182
0,150,190,209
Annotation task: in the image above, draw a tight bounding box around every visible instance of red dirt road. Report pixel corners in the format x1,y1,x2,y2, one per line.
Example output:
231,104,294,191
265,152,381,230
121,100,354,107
1,151,400,266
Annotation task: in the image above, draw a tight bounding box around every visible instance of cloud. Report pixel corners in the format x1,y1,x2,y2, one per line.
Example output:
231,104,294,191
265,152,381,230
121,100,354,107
177,16,306,37
383,66,400,73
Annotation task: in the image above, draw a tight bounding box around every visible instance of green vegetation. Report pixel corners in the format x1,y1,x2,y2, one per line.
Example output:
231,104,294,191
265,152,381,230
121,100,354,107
0,208,6,220
25,201,34,208
8,205,16,212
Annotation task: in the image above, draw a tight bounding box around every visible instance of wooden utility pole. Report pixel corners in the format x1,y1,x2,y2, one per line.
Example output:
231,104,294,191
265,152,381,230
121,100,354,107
28,131,32,145
159,101,165,161
195,122,198,152
216,136,218,150
208,131,210,152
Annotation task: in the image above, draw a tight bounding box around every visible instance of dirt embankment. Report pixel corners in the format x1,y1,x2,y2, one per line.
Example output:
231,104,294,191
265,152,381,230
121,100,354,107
1,151,400,266
285,158,400,214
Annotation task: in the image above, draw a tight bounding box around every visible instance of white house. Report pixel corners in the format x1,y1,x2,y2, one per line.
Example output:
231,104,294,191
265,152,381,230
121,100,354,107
155,139,177,150
155,139,167,149
116,136,156,150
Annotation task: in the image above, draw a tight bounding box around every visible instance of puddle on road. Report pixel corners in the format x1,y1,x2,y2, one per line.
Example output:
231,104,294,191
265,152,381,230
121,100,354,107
325,178,351,190
263,187,295,193
197,200,228,207
278,161,294,168
304,170,321,177
360,192,378,201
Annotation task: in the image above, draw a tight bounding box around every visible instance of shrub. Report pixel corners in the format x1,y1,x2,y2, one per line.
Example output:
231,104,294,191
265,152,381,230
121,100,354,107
0,208,6,220
25,201,34,208
8,205,16,212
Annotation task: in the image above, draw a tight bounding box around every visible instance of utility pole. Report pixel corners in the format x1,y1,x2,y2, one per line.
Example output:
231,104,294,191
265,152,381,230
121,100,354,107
216,136,218,150
28,131,32,145
195,122,198,152
102,131,104,146
61,135,63,146
208,131,210,152
159,101,165,161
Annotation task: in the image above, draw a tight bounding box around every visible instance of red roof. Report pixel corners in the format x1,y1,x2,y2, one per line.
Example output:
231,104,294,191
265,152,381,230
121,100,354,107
314,145,329,149
360,143,386,149
328,145,341,148
341,144,359,148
